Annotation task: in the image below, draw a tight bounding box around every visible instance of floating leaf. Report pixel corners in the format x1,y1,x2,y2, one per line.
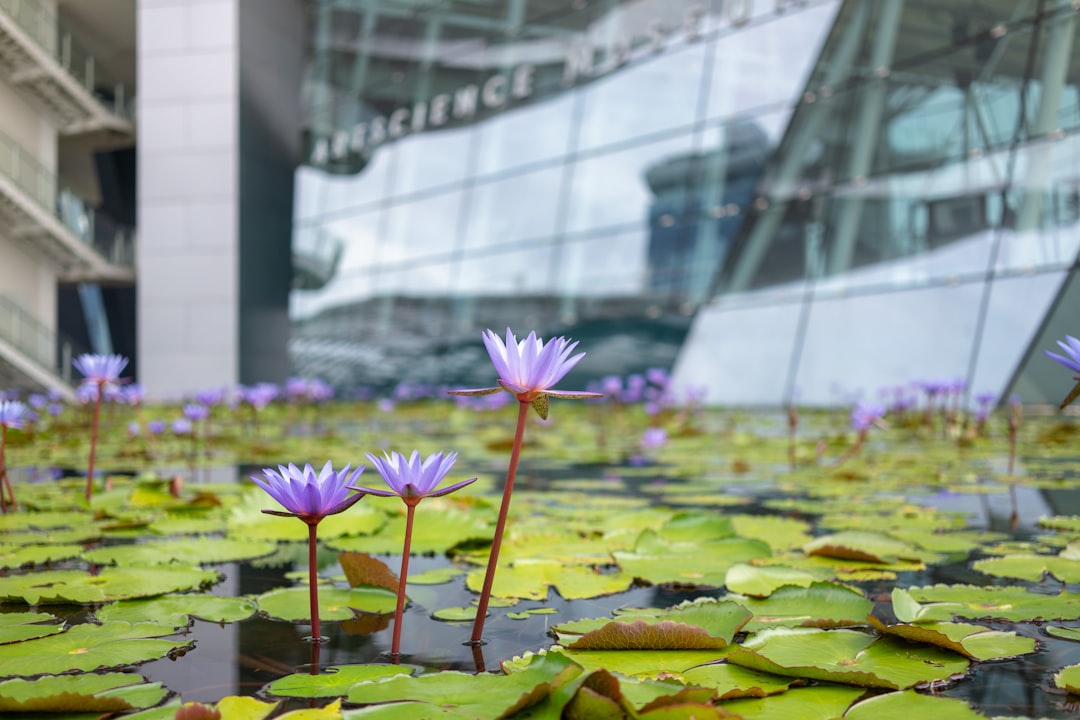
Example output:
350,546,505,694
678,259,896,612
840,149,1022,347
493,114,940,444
1046,625,1080,642
680,663,798,700
432,606,479,622
267,665,411,698
406,567,464,585
341,701,476,718
331,507,490,555
972,554,1080,583
869,616,1036,661
1054,663,1080,694
729,582,873,631
0,543,84,569
0,621,191,676
339,552,398,591
725,627,969,689
0,511,90,531
729,514,812,552
0,566,220,604
0,672,167,712
465,559,633,600
96,593,257,626
507,607,559,620
84,537,277,566
347,650,580,717
0,611,64,644
724,563,822,598
717,684,863,719
539,646,726,680
567,620,730,650
256,586,397,621
844,689,990,720
894,585,1080,622
614,537,771,587
803,531,921,564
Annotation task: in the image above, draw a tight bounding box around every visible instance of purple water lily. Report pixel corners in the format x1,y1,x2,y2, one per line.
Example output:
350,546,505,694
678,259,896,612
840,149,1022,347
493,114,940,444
1046,335,1080,410
449,328,601,649
253,461,367,644
0,400,26,511
73,353,130,502
351,450,474,659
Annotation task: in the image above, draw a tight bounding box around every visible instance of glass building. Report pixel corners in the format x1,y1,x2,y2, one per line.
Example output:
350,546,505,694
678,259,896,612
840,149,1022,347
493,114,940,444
289,0,1080,406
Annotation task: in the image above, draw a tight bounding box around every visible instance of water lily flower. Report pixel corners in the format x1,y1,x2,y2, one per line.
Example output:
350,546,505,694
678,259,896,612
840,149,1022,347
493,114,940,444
448,328,600,648
449,328,601,419
73,353,130,502
351,450,474,659
0,401,26,511
1046,335,1080,409
253,461,366,643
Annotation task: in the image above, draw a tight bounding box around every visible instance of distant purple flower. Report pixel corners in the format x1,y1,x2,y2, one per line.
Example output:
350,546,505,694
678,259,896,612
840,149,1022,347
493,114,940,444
148,420,165,435
47,403,64,417
195,387,225,406
75,384,98,404
183,403,209,422
450,328,601,417
1046,335,1080,374
128,421,140,436
0,401,26,429
73,353,128,388
646,367,670,388
975,392,996,406
27,394,46,410
640,427,668,451
377,398,395,413
253,460,366,523
123,384,144,405
243,383,279,410
172,418,192,435
851,402,887,432
47,389,64,402
309,379,334,402
285,377,310,400
601,375,624,398
352,450,475,502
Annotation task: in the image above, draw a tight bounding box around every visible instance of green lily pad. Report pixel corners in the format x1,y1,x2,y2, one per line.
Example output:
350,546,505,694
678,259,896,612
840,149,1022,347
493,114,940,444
803,531,921,564
465,559,633,600
724,563,823,597
0,672,167,712
844,689,993,719
869,617,1036,661
548,646,727,679
406,567,464,585
0,543,84,569
729,582,873,631
726,627,969,689
330,507,491,555
256,586,397,621
729,514,813,552
1046,625,1080,642
507,607,558,620
96,593,257,625
147,516,227,536
347,649,581,717
614,537,771,587
556,598,750,650
342,701,476,718
972,554,1080,583
1054,663,1080,694
432,606,479,622
0,511,90,531
894,585,1080,622
84,537,277,566
0,566,220,604
0,621,191,676
0,611,64,644
717,684,864,719
680,662,798,699
266,664,412,698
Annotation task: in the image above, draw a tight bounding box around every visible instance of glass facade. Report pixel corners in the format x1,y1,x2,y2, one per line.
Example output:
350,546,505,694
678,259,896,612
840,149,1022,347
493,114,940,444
290,0,1080,406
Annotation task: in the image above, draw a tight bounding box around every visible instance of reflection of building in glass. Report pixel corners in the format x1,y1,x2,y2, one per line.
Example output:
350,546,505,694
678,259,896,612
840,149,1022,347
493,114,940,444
285,0,1080,405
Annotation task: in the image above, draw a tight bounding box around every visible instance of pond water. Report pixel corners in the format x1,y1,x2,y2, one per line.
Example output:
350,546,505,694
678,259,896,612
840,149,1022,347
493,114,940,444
4,405,1080,718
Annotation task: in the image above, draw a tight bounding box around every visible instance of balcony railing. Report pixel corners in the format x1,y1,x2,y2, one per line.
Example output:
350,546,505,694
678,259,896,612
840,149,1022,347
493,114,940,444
0,127,134,274
0,294,82,385
0,0,134,125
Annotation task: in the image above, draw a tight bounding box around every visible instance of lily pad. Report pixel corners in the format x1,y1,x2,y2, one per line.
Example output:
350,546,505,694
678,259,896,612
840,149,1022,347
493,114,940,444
844,689,995,719
0,543,84,569
0,611,65,644
347,649,581,717
680,663,798,699
728,582,873,631
465,559,633,600
256,586,397,621
0,672,167,712
266,664,412,698
869,617,1037,661
330,508,490,555
614,537,771,587
0,621,191,676
803,531,921,564
972,554,1080,583
1054,663,1080,694
724,563,823,597
95,593,258,625
894,585,1080,622
0,566,220,604
725,627,969,689
717,684,864,719
84,537,277,566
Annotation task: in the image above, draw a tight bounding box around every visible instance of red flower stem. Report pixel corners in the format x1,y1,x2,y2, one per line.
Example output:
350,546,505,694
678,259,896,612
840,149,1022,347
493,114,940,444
391,502,416,660
0,424,11,512
85,383,103,502
470,399,529,645
308,521,321,642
